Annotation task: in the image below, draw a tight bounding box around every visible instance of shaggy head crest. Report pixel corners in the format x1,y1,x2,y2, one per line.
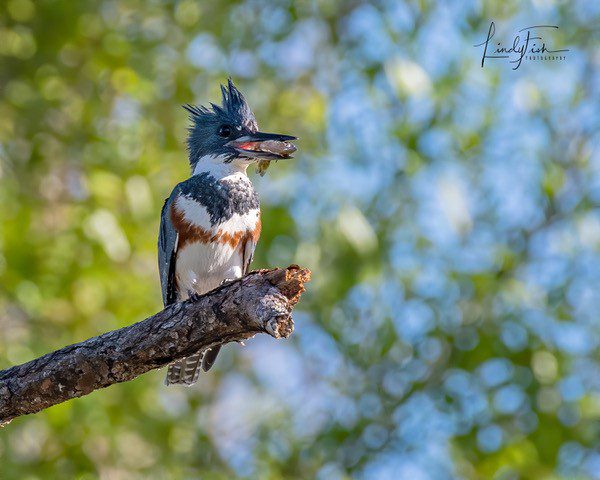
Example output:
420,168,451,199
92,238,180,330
183,79,258,134
183,79,259,169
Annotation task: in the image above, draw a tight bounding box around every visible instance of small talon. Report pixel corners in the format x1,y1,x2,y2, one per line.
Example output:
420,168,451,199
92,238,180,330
188,292,202,302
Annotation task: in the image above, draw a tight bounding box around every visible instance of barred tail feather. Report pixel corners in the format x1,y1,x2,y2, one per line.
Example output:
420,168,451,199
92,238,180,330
164,352,204,386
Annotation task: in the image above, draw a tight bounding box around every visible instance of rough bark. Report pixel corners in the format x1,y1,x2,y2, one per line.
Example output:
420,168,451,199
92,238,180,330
0,265,311,426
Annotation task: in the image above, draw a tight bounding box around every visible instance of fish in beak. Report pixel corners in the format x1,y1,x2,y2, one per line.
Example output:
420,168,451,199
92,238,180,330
228,132,297,175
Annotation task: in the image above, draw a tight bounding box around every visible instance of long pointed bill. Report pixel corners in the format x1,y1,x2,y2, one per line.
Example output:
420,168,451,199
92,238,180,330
228,132,297,160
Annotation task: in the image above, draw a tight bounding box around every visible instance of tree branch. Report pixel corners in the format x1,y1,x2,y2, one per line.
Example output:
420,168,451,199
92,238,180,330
0,265,311,426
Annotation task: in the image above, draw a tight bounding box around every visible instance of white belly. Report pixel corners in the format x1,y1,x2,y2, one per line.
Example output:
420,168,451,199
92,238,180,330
175,240,243,299
173,204,260,300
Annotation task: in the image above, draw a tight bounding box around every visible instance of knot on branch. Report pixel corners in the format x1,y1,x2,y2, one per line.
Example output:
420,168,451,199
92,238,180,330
257,289,293,338
252,265,311,339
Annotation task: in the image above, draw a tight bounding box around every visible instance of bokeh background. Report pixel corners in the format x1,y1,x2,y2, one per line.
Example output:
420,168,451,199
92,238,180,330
0,0,599,478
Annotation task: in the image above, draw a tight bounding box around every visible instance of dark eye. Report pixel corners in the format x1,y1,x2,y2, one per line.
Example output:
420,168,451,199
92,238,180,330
218,125,232,137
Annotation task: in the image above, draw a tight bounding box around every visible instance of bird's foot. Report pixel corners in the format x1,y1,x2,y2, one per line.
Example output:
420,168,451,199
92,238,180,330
188,290,203,302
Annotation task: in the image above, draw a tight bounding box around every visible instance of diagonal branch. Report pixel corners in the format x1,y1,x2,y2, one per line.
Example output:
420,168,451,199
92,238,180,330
0,265,311,426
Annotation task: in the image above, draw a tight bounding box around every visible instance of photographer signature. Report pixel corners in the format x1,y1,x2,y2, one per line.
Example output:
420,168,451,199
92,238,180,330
475,22,569,70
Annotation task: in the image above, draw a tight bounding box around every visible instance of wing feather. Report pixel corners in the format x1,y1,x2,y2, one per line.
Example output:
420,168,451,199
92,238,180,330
158,193,179,306
242,217,260,275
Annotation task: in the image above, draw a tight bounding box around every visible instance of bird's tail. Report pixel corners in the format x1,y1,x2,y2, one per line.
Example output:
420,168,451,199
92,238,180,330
201,345,221,372
164,352,203,386
164,346,222,386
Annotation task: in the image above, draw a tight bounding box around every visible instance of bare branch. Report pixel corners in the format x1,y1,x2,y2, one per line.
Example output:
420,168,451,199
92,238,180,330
0,266,311,426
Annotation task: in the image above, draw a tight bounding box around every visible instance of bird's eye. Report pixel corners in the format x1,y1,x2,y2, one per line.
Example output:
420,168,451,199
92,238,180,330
218,125,232,137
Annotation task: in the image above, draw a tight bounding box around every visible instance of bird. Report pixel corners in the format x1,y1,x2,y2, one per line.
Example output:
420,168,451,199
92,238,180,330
158,79,297,386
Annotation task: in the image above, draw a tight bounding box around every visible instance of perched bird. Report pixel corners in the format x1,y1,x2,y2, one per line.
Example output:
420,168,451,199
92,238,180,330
158,79,296,385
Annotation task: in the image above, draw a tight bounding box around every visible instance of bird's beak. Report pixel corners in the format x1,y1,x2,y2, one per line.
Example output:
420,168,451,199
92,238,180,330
227,132,297,160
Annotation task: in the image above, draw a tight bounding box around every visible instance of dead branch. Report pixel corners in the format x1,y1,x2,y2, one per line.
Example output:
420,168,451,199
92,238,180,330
0,265,311,426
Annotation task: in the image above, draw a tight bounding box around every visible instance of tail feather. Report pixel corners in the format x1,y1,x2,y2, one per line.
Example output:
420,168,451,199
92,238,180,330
201,346,221,372
164,352,204,386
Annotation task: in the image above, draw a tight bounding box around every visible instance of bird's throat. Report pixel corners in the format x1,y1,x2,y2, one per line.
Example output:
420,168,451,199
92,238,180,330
192,154,250,179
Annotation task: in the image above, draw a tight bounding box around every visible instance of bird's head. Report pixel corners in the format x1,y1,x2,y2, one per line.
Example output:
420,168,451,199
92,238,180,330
185,79,296,175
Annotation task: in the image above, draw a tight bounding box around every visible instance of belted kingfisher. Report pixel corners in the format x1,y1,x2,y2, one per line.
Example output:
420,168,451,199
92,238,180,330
158,79,297,385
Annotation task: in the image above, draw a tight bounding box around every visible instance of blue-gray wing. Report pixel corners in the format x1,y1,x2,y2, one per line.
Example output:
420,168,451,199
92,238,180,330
158,191,179,306
242,234,257,275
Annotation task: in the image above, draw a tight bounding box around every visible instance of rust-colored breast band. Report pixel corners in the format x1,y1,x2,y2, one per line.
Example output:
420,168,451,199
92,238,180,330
170,201,261,250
